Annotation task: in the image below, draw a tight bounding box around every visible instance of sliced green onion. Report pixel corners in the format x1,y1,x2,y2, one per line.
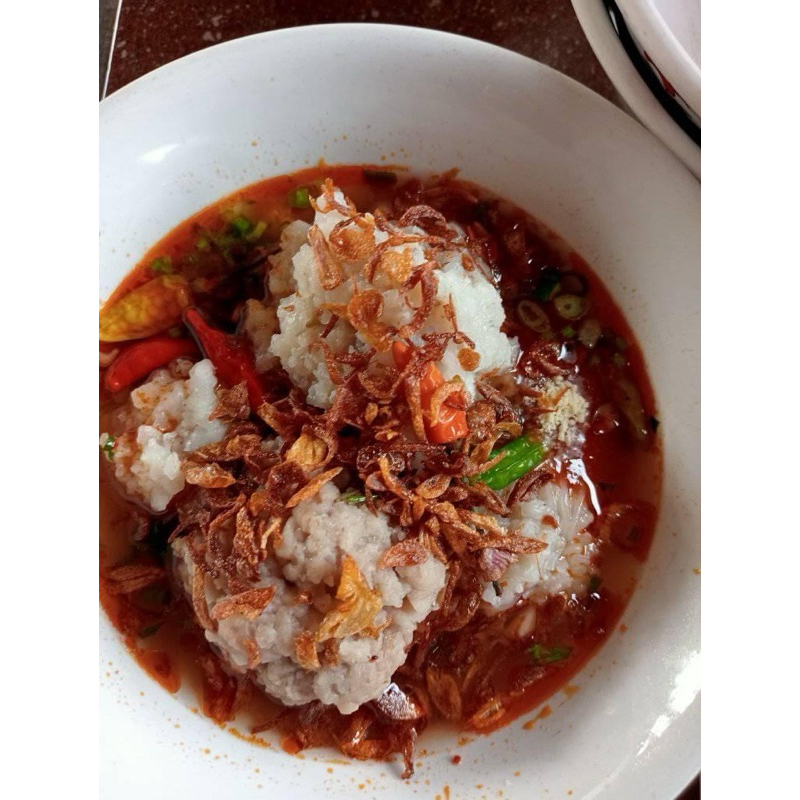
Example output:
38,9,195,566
150,256,173,275
288,186,311,209
649,415,660,433
529,644,572,665
588,575,602,594
230,216,254,235
517,299,550,334
469,434,545,491
578,318,602,349
615,336,629,351
339,490,366,505
535,269,561,301
553,294,588,320
612,352,627,368
139,622,162,639
196,235,210,251
245,220,267,242
363,168,398,184
100,433,115,460
492,580,502,597
558,271,589,296
612,378,649,442
561,325,576,338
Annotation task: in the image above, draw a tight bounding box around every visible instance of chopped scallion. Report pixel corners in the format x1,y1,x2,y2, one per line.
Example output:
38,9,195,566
561,325,576,338
139,622,162,639
245,220,267,242
230,216,254,235
100,434,115,460
150,256,173,275
288,186,311,209
529,644,572,665
553,293,588,320
339,490,366,505
363,168,398,184
517,299,550,334
535,269,561,301
588,575,602,594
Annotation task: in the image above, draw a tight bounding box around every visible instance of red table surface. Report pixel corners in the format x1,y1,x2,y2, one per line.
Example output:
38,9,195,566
100,3,699,797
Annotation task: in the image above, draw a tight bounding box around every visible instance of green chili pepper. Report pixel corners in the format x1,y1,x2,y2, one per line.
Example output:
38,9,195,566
469,434,545,490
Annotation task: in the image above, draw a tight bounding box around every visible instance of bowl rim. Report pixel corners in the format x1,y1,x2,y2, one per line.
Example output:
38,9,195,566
572,0,700,177
614,0,701,117
100,22,699,799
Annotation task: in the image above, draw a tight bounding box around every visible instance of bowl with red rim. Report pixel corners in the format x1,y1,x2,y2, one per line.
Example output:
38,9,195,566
100,23,700,799
572,0,700,177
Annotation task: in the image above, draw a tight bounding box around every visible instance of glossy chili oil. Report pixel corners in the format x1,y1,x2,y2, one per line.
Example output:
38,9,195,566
100,164,661,749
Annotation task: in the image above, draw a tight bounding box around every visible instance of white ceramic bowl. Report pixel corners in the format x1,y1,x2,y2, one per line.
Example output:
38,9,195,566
100,24,700,799
617,0,701,120
572,0,700,177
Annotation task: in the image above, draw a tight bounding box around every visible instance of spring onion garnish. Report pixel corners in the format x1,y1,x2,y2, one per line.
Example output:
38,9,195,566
615,336,629,351
649,416,660,433
363,169,398,184
150,256,173,275
339,490,367,505
230,216,254,236
612,352,627,368
561,325,576,338
558,271,589,296
529,644,572,665
139,622,162,639
288,187,311,209
245,220,267,242
196,235,210,251
588,575,602,594
100,433,116,460
535,269,561,301
517,299,550,334
492,580,502,597
578,318,602,349
469,434,545,490
553,294,588,320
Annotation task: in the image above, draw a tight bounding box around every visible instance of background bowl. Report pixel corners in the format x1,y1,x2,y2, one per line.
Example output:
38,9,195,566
616,0,700,120
100,24,700,799
572,0,700,177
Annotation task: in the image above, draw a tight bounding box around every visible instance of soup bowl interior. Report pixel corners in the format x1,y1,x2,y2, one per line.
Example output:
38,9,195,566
100,24,699,800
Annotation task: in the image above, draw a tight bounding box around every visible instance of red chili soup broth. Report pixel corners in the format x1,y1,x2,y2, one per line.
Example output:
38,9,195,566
100,164,661,754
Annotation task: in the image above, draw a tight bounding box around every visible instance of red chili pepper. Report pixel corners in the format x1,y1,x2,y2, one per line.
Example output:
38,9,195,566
392,341,468,444
104,336,199,393
183,307,266,410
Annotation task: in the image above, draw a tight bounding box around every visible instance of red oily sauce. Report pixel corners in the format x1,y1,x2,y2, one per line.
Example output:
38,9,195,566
99,164,661,761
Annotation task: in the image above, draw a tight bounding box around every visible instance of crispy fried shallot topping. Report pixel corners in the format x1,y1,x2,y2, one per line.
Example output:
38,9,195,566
211,586,277,621
315,555,383,641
